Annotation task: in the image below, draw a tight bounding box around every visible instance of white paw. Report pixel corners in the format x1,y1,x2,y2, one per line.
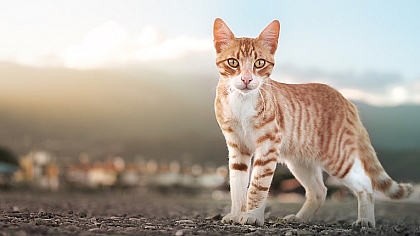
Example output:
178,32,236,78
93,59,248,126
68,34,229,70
282,214,303,222
352,218,375,228
239,212,264,226
221,213,240,224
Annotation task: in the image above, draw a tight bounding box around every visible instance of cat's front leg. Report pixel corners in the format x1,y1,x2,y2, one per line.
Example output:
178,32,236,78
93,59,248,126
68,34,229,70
222,145,252,224
240,145,278,226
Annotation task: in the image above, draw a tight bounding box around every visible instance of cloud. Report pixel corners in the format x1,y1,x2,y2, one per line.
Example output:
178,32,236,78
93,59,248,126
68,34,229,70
275,64,420,107
277,65,404,91
339,86,418,107
64,21,128,68
62,21,213,69
0,21,213,69
131,35,212,62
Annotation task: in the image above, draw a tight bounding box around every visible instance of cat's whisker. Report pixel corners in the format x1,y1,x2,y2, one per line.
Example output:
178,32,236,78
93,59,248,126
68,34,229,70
260,86,281,125
258,89,266,120
259,86,277,108
263,81,282,92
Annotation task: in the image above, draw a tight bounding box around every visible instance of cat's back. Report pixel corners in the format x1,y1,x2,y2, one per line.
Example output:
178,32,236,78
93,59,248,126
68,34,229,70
269,80,361,144
270,80,356,113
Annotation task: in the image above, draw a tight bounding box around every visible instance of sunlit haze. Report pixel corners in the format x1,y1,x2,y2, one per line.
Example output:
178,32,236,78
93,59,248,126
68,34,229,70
1,0,420,107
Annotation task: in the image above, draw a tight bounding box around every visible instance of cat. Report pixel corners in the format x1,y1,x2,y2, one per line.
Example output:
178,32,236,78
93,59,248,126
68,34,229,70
212,18,413,228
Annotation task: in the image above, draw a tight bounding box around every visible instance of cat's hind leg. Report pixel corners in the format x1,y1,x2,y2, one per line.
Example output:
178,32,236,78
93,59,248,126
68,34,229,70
283,161,327,222
340,158,375,228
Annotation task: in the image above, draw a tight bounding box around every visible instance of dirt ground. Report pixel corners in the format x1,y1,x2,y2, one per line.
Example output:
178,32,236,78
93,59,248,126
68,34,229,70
0,188,419,235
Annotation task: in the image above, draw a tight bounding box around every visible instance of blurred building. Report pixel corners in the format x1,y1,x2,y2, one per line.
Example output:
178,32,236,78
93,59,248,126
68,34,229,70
14,151,60,190
12,150,232,195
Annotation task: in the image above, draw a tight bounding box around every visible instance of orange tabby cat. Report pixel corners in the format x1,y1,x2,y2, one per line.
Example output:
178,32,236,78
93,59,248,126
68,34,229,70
213,18,413,228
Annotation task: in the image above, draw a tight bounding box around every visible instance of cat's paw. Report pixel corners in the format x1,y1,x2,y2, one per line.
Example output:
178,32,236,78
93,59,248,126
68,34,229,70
221,213,240,224
282,214,303,222
352,218,375,228
239,212,264,226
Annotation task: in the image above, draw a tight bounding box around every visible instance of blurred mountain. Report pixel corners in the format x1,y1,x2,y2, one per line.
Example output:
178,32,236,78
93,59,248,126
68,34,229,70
0,62,218,138
353,102,420,182
354,102,420,150
0,62,419,181
0,62,225,163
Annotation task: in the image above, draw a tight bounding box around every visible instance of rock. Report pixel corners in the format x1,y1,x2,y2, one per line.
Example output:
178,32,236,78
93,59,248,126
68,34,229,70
210,213,222,221
12,206,20,212
79,212,87,218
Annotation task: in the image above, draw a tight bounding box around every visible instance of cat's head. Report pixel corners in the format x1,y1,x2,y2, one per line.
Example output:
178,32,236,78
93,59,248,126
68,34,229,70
213,18,280,94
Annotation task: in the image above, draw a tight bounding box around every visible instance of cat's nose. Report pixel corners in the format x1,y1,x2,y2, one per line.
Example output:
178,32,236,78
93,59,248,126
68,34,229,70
241,77,252,85
241,71,253,86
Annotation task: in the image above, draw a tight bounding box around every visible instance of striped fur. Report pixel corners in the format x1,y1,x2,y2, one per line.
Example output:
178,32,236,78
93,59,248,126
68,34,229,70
213,18,413,228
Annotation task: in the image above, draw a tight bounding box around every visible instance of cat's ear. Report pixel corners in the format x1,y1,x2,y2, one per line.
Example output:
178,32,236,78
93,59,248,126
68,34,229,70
213,18,235,53
258,20,281,54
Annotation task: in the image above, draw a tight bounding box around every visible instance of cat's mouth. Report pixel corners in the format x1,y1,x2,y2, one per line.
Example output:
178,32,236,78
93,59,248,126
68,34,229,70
230,79,259,94
242,87,253,91
235,85,257,94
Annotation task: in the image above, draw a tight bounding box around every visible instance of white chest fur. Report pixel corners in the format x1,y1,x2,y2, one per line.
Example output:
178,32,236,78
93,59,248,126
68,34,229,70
228,90,259,137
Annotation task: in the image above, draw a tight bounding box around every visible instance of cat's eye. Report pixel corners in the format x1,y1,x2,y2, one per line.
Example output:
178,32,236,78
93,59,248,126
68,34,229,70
254,59,265,68
227,58,239,68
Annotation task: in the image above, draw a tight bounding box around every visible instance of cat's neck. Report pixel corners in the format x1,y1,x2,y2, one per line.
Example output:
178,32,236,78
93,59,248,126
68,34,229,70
227,84,268,122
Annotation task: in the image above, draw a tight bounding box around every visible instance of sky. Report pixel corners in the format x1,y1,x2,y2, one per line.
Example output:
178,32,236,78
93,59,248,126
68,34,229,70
1,0,420,106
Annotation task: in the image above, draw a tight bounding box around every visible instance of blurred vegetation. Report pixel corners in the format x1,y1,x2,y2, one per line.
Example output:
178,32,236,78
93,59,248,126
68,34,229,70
376,149,420,182
0,146,19,165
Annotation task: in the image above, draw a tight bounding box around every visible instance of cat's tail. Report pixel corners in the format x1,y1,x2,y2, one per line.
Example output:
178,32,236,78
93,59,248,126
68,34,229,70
358,127,413,200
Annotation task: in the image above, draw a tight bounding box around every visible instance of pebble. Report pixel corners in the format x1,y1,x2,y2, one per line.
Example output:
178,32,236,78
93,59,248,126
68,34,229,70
79,212,87,218
210,213,222,220
248,227,257,232
285,230,294,236
175,229,184,236
144,225,157,229
66,225,79,232
175,219,195,224
87,228,102,232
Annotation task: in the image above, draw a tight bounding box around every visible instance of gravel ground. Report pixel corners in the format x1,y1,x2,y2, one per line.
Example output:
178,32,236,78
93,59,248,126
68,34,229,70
0,188,419,235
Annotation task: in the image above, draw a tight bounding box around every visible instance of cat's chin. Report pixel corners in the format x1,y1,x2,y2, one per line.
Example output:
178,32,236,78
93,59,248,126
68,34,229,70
231,85,259,95
236,88,256,95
